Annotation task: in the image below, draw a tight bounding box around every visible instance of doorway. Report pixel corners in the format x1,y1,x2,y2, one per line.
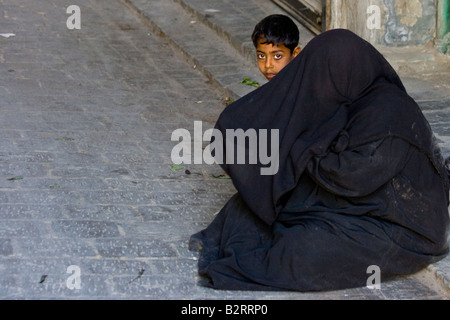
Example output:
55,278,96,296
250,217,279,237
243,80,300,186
272,0,326,35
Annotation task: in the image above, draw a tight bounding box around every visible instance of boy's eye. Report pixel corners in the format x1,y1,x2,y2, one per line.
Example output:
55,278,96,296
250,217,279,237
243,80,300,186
274,54,283,60
257,54,265,59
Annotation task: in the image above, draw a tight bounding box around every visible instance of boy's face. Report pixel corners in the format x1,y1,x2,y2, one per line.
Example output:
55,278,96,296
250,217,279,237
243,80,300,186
256,39,301,81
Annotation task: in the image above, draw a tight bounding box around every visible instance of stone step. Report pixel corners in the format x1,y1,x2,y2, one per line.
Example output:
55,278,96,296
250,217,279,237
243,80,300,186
121,0,267,101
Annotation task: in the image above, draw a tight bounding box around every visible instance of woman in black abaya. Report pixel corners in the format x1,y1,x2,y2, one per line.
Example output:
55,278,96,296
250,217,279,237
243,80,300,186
189,29,450,291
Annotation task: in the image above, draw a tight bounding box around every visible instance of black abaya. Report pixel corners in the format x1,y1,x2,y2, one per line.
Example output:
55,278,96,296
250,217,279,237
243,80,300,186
189,29,450,291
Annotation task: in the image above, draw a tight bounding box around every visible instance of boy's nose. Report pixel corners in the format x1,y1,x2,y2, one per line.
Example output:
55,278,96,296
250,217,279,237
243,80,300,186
265,57,273,69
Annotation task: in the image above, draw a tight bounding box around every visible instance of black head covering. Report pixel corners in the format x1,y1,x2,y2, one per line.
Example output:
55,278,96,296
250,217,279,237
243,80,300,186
215,29,443,225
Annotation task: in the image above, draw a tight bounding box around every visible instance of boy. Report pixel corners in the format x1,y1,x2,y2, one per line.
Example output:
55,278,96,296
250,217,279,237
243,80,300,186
252,14,301,81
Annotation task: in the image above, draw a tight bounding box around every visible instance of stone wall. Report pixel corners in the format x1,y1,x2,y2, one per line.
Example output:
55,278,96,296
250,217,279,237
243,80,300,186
326,0,437,46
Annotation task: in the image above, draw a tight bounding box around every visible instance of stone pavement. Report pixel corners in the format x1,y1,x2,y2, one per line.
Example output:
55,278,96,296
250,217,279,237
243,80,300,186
0,0,449,301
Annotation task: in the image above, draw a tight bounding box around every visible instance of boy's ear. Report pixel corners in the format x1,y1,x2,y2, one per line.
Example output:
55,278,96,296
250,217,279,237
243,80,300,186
293,46,301,57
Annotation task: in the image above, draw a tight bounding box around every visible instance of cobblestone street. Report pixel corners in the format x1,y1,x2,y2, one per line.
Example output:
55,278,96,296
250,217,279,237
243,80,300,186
0,0,238,299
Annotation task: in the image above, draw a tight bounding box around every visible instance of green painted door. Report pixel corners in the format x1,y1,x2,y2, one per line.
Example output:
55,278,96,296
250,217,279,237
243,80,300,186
437,0,449,53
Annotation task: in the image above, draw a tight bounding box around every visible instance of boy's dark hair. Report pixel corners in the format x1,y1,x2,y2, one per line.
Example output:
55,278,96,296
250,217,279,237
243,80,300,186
252,14,299,53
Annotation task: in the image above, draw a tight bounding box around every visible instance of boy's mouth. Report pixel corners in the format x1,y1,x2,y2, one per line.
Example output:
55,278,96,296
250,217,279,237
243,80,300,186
265,73,276,80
